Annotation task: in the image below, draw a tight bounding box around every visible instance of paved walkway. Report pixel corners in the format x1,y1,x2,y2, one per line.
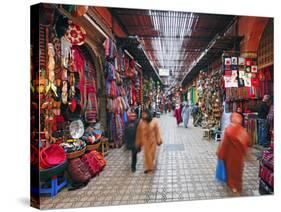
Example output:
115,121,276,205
40,113,260,209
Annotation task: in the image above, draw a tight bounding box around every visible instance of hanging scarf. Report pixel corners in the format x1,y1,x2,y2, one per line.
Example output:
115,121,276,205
105,61,116,81
103,38,110,58
46,81,58,97
61,36,72,68
85,92,97,123
84,62,98,123
72,46,85,73
115,114,124,146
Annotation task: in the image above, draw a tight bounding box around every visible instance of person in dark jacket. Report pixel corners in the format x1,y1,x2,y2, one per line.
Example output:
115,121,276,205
124,112,140,172
134,102,142,119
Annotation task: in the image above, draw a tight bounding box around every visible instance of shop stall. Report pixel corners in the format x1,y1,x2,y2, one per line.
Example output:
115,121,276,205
197,69,223,138
31,5,110,198
222,53,273,146
104,38,144,148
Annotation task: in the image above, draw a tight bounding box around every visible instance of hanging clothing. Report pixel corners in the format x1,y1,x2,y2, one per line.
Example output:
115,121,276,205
217,123,250,193
72,46,85,73
85,91,98,123
115,114,124,147
84,61,98,123
103,38,117,60
246,117,258,146
136,118,162,171
181,105,190,128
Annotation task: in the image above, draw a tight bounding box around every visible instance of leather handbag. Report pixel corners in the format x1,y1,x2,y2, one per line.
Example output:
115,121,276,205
67,158,91,183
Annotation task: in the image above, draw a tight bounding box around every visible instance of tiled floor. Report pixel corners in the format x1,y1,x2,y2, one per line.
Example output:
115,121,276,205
40,113,261,209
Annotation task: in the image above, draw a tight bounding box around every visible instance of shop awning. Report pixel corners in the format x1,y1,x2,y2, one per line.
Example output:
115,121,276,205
181,35,243,86
117,36,163,84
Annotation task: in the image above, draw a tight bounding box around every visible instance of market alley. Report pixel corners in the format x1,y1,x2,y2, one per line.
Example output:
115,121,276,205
40,113,260,209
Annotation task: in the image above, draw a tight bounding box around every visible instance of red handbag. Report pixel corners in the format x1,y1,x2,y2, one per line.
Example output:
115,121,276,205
40,144,66,169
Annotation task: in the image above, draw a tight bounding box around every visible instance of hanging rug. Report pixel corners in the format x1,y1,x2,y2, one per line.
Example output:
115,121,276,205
65,23,86,46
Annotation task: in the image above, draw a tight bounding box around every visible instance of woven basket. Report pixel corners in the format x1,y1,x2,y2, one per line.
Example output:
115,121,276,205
67,147,86,159
86,140,101,151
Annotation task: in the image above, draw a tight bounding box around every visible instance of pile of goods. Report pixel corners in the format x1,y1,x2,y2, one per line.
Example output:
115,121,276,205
259,146,274,195
198,70,223,130
60,139,86,154
81,127,102,145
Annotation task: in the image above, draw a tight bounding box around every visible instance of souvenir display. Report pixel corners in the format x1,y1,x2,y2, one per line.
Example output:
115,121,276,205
30,5,110,201
259,146,274,194
103,38,143,148
197,70,223,131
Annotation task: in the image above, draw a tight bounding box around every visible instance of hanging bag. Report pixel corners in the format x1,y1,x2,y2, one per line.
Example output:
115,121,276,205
215,159,227,183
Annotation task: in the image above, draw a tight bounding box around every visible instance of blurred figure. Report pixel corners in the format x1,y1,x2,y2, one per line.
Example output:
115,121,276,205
136,109,163,173
168,101,172,113
172,102,175,111
267,100,274,143
164,102,168,114
192,103,199,126
152,102,156,117
216,112,250,195
180,102,184,112
236,106,244,126
124,109,140,172
258,95,271,147
181,102,190,128
134,102,141,119
174,103,183,127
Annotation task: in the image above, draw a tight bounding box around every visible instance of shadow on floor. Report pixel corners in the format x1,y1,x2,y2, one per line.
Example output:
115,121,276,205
17,197,30,207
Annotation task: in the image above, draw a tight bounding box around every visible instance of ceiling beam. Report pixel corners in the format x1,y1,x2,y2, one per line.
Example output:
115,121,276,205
140,36,213,40
124,25,227,33
143,48,204,52
109,8,130,35
112,10,233,20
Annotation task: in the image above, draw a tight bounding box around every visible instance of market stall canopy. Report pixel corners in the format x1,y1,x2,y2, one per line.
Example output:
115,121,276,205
117,36,162,84
181,35,243,86
109,8,235,87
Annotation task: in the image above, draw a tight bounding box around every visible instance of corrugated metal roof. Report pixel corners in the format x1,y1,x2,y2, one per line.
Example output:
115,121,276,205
110,8,235,86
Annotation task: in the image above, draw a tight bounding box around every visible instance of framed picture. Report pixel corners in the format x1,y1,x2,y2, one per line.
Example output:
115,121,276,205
238,57,245,65
251,65,258,73
231,57,238,65
224,57,231,66
30,2,274,210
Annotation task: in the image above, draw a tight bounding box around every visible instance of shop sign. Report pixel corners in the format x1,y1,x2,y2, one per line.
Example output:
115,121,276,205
159,68,170,76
